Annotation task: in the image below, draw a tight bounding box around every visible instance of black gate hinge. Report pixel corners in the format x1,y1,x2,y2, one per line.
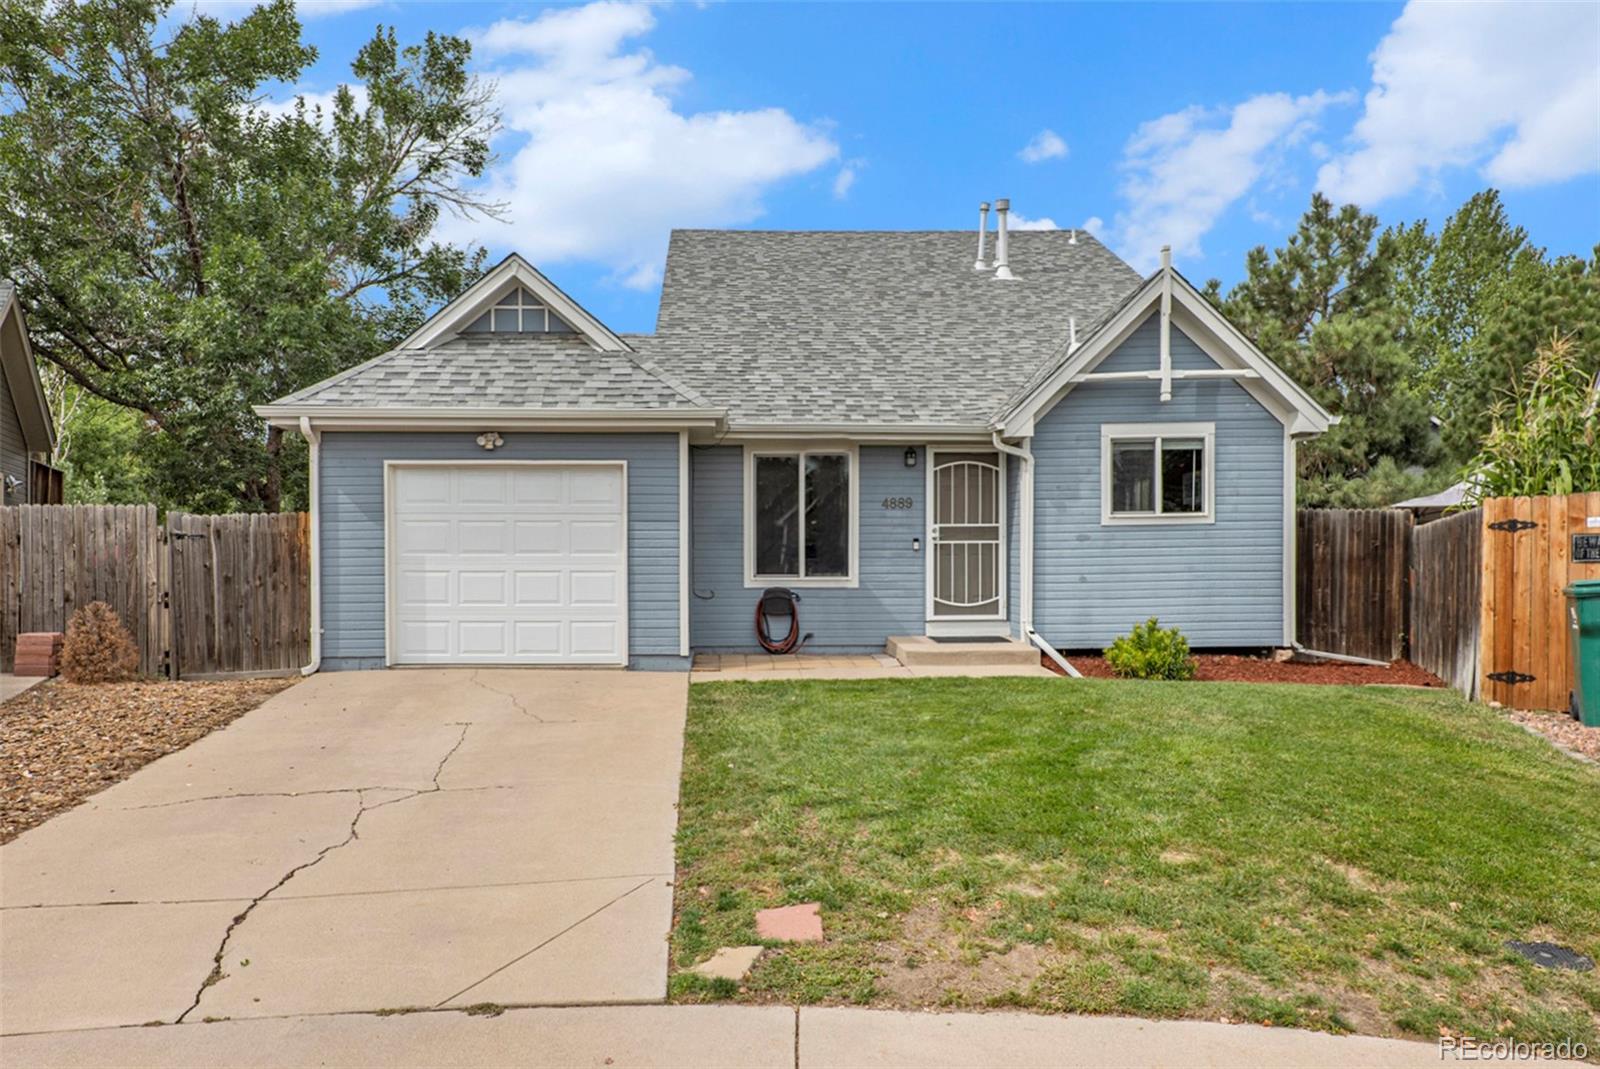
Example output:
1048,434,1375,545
1488,670,1536,685
1488,518,1538,532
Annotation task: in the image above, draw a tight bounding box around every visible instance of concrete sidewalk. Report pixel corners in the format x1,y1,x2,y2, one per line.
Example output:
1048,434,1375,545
0,1004,1541,1068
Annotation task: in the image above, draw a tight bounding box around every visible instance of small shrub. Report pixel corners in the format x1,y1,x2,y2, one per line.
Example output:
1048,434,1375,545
1104,617,1196,681
58,601,140,683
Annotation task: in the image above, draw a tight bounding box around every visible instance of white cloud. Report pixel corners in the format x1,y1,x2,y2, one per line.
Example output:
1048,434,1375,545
1110,90,1350,272
1018,129,1068,164
1080,216,1105,238
1008,212,1059,231
1317,0,1600,204
445,2,838,285
257,83,368,124
832,161,862,200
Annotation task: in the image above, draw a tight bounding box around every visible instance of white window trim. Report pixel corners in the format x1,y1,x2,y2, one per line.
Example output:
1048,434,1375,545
742,443,860,589
1100,422,1216,526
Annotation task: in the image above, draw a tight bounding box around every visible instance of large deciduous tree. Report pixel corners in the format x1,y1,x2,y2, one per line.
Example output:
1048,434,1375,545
0,0,498,511
1205,193,1435,506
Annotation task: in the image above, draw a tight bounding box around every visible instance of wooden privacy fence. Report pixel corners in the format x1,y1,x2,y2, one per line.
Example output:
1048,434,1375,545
1297,495,1600,711
0,504,309,678
1479,493,1600,713
1408,508,1481,699
1296,508,1413,663
0,505,166,677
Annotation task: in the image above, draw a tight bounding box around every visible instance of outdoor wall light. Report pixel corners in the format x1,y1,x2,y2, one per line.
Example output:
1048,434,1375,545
476,431,504,451
904,447,918,468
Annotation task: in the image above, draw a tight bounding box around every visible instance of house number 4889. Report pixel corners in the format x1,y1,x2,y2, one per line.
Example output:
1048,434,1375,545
881,496,914,510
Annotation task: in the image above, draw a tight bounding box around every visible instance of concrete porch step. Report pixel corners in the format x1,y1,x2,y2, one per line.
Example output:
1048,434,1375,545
885,635,1039,668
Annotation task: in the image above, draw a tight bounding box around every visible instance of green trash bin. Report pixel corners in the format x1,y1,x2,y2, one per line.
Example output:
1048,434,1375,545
1566,579,1600,727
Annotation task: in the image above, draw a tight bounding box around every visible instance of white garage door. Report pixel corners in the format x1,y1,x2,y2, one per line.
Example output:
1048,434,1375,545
389,463,627,665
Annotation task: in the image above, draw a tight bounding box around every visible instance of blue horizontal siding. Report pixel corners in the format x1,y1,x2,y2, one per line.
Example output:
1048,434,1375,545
1032,316,1286,648
318,431,680,668
690,445,926,651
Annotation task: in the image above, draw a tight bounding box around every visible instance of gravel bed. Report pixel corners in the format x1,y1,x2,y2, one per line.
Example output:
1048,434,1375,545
1505,707,1600,764
2,677,297,843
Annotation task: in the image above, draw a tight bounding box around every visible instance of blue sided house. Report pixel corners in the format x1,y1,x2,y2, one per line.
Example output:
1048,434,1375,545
258,202,1335,672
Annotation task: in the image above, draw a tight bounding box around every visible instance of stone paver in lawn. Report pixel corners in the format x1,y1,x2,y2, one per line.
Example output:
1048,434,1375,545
755,902,824,942
688,946,765,981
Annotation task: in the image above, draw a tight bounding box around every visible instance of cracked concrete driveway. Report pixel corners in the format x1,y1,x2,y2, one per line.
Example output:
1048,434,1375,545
0,669,687,1036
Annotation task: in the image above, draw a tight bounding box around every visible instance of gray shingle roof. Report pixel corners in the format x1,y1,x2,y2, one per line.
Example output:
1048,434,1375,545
269,334,710,410
267,229,1144,426
639,229,1142,426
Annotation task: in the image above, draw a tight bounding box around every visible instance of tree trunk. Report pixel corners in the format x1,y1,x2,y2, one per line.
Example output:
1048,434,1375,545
263,425,283,513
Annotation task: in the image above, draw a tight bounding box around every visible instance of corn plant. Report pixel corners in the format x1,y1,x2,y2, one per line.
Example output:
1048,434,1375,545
1463,333,1600,501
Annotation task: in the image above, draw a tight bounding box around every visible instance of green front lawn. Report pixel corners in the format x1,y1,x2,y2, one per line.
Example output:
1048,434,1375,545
671,678,1600,1048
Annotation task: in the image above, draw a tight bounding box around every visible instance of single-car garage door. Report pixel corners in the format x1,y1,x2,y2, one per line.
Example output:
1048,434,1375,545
388,462,627,665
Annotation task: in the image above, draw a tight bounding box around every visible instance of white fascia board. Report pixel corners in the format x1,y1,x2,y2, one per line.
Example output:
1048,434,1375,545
397,254,629,353
998,272,1336,437
722,422,995,444
255,405,725,432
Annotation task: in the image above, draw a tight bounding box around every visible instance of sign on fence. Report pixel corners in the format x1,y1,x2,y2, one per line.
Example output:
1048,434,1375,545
0,505,309,679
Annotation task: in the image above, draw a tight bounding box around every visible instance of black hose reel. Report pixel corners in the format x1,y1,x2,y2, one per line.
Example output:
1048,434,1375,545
755,587,812,654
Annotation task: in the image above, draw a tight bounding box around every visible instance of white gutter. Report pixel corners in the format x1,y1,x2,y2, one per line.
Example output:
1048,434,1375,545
989,429,1082,679
1290,642,1390,668
1029,628,1082,678
298,416,322,677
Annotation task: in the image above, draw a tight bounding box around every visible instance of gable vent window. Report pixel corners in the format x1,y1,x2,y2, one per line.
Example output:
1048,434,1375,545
463,287,577,335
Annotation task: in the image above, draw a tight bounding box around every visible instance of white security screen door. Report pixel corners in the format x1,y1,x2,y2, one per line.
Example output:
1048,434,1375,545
389,463,627,665
929,451,1004,619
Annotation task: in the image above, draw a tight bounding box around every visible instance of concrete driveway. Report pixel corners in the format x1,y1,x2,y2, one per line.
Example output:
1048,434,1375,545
0,669,687,1036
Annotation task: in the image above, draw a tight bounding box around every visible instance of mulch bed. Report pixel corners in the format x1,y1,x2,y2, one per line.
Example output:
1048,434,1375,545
1,677,298,843
1048,652,1445,687
1505,708,1600,764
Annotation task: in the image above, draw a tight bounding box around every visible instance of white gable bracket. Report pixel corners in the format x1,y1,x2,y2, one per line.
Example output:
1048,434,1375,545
997,269,1336,438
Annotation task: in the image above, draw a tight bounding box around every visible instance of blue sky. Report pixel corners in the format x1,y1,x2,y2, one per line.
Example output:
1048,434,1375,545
209,0,1599,333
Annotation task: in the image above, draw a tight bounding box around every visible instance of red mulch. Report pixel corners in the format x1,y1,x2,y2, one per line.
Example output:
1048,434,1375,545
1047,652,1444,687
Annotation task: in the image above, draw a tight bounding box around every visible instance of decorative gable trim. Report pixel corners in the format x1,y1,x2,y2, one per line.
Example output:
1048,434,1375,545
397,253,630,352
997,268,1336,439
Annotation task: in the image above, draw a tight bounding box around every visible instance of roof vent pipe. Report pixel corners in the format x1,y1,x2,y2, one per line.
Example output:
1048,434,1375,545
973,202,991,270
993,198,1016,281
1069,228,1078,245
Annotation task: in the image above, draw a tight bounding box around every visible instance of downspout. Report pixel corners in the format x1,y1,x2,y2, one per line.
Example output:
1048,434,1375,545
991,430,1082,678
298,416,322,676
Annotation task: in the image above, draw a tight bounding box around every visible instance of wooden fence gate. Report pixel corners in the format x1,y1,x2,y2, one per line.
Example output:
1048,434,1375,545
0,504,309,678
1479,493,1600,712
1408,508,1481,699
1295,508,1413,662
167,512,311,678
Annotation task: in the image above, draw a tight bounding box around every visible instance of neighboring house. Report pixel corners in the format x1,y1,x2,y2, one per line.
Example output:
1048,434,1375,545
0,283,60,505
1393,481,1471,524
258,204,1335,671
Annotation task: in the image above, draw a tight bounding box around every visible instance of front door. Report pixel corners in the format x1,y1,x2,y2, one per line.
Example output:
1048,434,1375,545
929,450,1005,620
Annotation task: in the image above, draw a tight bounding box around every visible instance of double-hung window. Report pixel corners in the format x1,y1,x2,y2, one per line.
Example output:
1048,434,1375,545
745,447,857,587
1101,423,1215,524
